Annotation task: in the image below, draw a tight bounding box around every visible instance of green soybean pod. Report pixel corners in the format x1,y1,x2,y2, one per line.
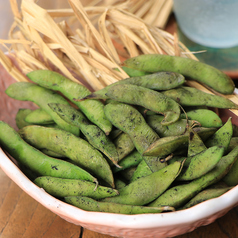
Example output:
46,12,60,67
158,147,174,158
0,121,97,183
25,108,54,125
180,109,222,128
27,70,112,135
34,176,118,199
177,146,224,181
143,127,217,157
64,196,175,214
121,66,150,77
113,132,135,162
19,125,114,187
162,87,238,109
187,127,207,157
205,117,233,152
104,102,160,154
122,54,235,95
5,82,80,136
149,145,238,208
102,161,182,206
112,150,143,173
182,187,232,209
86,72,185,100
146,115,195,137
48,103,119,166
15,108,33,129
105,84,181,126
130,159,153,182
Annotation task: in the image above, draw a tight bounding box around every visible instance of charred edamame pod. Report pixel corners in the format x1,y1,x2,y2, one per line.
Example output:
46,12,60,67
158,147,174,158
149,145,238,208
48,103,119,166
0,121,97,183
162,87,238,109
25,108,54,125
19,125,114,187
27,70,112,135
182,187,232,209
105,84,181,125
5,82,80,136
64,196,175,214
122,54,235,95
102,161,182,206
86,72,185,100
180,109,222,128
34,176,118,199
104,102,160,154
143,127,217,157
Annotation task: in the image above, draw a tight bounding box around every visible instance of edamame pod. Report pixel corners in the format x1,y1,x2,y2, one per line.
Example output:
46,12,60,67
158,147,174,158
5,82,80,136
27,70,112,135
177,146,224,181
102,161,182,206
64,196,174,214
19,125,114,187
0,121,97,183
143,127,217,157
180,109,222,128
205,117,233,152
122,54,235,95
113,132,135,161
15,108,33,129
182,187,232,209
112,150,143,173
146,115,195,137
48,103,119,166
187,127,207,157
149,145,238,208
86,72,185,99
105,84,181,125
34,176,118,199
104,102,160,154
162,87,238,109
25,108,54,125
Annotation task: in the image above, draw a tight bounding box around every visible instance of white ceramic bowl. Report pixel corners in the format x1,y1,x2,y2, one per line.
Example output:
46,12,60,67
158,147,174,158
1,147,238,238
1,61,238,238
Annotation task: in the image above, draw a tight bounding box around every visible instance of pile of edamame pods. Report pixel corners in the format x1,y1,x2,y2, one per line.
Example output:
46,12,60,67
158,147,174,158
1,54,238,215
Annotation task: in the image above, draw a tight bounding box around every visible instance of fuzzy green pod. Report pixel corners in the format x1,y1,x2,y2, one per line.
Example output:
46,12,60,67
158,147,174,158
86,71,185,100
0,121,97,183
48,103,119,166
15,108,33,129
104,102,160,154
143,127,217,157
205,117,233,152
102,160,182,206
105,84,181,126
34,176,118,199
146,115,195,137
5,82,80,136
123,54,235,95
64,196,174,214
180,109,222,128
149,145,238,208
182,187,232,209
19,125,114,187
27,70,112,135
177,146,224,181
25,108,54,125
162,87,238,109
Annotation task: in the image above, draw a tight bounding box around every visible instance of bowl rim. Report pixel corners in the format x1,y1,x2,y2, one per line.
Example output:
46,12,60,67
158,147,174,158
1,146,238,229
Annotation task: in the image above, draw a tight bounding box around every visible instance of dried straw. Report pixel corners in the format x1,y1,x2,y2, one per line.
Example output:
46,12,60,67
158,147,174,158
0,0,237,115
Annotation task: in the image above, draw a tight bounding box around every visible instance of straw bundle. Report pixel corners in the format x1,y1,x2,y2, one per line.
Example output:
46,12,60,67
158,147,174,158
0,0,237,116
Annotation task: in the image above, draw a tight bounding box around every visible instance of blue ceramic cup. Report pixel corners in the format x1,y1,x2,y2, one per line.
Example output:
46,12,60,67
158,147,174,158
173,0,238,48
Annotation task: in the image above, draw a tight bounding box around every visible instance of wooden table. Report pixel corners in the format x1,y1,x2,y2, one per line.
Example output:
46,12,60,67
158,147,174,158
1,9,238,238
